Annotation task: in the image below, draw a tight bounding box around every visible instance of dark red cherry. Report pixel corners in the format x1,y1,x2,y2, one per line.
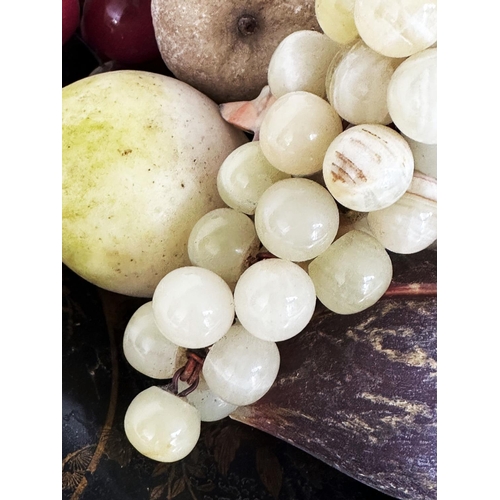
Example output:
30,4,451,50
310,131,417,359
80,0,160,64
62,0,81,45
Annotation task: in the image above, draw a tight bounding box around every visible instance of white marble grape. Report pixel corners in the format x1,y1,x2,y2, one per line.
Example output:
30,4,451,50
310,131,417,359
124,387,201,462
123,301,186,379
268,30,340,99
308,230,393,314
188,208,260,289
255,177,339,262
315,0,358,44
367,171,437,253
234,258,317,342
152,266,234,349
216,142,290,215
202,322,280,406
387,48,437,144
260,91,343,176
354,0,437,58
177,375,238,422
327,39,404,125
322,124,414,211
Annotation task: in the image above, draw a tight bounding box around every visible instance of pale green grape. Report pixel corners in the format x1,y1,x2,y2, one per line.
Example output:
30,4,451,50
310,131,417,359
188,208,260,289
123,301,186,379
217,142,290,215
202,322,280,406
177,374,238,422
308,230,393,314
354,0,437,58
152,266,234,349
260,91,343,176
124,387,201,463
268,30,340,99
387,48,437,144
234,258,316,342
367,171,437,254
315,0,358,44
254,178,339,262
327,39,404,125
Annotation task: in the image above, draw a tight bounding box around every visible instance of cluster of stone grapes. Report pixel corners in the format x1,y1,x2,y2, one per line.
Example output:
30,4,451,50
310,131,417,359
123,0,437,464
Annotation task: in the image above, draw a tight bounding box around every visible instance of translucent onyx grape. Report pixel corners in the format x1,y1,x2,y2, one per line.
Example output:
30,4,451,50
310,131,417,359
324,47,346,104
202,322,280,406
267,30,340,99
367,171,437,254
255,178,339,261
322,124,414,211
177,375,238,422
327,39,403,125
402,133,437,179
387,48,437,144
354,0,437,58
308,230,393,314
234,258,316,342
123,301,186,379
315,0,358,44
124,387,201,463
217,142,290,215
187,208,260,289
152,266,234,349
260,91,343,176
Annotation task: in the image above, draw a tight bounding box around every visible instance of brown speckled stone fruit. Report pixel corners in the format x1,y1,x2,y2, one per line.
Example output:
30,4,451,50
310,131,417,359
151,0,320,103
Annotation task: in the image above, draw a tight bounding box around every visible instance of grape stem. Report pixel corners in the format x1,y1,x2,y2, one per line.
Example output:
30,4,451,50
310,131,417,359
383,282,437,297
170,350,206,397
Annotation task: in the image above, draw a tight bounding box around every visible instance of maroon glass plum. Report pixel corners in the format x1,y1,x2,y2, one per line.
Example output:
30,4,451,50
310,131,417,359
81,0,160,64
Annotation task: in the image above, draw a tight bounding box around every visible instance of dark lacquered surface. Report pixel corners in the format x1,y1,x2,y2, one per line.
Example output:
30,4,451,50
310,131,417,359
232,250,437,500
62,264,396,500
